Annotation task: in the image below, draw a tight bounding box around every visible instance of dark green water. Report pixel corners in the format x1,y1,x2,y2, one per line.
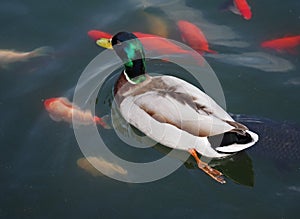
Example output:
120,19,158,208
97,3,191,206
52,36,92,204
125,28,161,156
0,0,300,218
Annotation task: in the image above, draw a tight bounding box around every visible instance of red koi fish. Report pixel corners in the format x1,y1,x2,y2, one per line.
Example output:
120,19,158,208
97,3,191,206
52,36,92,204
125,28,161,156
176,20,217,54
44,97,109,128
233,0,252,20
261,35,300,54
88,30,199,58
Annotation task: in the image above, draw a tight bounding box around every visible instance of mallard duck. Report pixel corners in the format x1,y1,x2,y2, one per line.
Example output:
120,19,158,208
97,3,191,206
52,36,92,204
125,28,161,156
97,32,258,184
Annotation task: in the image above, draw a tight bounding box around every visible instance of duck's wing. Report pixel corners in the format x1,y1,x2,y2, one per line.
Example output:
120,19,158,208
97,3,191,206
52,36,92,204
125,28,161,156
159,76,234,121
120,75,247,138
120,93,225,157
158,76,248,135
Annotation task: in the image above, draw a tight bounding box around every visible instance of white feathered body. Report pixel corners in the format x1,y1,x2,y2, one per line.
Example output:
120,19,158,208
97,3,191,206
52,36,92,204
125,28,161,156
116,74,258,158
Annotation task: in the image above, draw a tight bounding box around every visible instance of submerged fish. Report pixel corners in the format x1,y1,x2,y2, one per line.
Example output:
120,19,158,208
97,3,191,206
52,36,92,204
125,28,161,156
88,30,201,62
233,114,300,163
143,10,168,37
261,35,300,54
223,0,252,20
0,46,52,68
233,0,252,20
176,20,217,54
44,97,109,128
134,32,197,56
77,156,127,177
284,77,300,86
205,52,294,72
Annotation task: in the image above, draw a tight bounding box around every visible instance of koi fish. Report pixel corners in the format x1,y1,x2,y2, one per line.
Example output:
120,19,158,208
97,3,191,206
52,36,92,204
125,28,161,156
77,156,127,177
223,0,252,20
0,46,52,68
233,0,252,20
176,20,217,54
205,52,294,72
233,114,300,164
261,35,300,54
88,30,198,57
143,11,168,37
134,32,196,56
44,97,109,128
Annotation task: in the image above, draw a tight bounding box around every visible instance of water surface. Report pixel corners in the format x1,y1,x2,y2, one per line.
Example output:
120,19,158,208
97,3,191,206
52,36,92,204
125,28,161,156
1,0,300,218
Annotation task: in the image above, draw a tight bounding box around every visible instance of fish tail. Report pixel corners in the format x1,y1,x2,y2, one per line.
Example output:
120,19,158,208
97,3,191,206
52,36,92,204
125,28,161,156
94,115,111,129
219,0,234,11
205,48,218,54
30,46,54,58
189,52,206,66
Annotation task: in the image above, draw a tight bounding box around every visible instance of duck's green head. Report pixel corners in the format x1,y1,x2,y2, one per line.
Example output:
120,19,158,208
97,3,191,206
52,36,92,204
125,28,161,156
97,32,146,84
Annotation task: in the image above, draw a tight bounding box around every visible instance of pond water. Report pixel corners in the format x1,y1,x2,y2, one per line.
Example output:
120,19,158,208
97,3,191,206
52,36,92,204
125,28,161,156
0,0,300,218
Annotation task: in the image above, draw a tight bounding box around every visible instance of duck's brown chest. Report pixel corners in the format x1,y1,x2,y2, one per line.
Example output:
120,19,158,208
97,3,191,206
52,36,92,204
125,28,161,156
114,73,134,105
114,73,127,96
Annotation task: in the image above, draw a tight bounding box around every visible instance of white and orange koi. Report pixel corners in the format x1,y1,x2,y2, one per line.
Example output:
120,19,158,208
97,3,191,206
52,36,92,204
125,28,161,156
0,46,52,67
44,97,109,128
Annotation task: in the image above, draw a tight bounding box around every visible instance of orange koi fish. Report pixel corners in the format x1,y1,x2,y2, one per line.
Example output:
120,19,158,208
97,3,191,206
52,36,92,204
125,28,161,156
133,32,194,56
44,97,109,128
233,0,252,20
223,0,252,20
88,30,197,57
176,20,217,54
261,35,300,54
77,156,127,177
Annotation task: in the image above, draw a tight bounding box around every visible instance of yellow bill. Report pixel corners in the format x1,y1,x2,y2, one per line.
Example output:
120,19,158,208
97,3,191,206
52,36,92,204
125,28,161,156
96,38,113,49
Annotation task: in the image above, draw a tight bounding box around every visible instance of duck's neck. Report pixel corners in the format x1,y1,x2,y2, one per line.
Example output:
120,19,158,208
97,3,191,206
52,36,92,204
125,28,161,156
123,58,146,84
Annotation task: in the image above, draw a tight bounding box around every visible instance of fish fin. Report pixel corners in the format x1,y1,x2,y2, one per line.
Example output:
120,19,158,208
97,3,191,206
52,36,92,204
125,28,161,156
189,52,205,66
59,97,78,109
219,0,234,11
220,0,241,15
30,46,54,58
229,5,241,15
49,114,62,122
180,35,187,43
204,48,218,54
94,115,112,129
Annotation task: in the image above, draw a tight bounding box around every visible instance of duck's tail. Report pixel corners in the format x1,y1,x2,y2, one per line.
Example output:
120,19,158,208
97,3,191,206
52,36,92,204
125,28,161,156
209,130,259,153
